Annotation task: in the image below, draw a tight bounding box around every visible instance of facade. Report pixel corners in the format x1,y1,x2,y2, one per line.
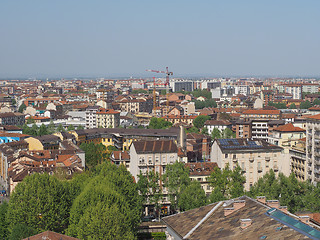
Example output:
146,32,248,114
0,112,25,126
285,84,302,100
306,114,320,183
185,162,217,196
211,138,283,190
290,137,307,181
241,109,281,119
170,81,194,92
96,109,120,128
129,139,178,183
85,105,99,129
268,123,305,177
204,120,232,135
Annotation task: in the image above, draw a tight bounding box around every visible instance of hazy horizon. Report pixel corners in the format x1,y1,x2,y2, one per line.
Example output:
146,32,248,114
1,0,319,78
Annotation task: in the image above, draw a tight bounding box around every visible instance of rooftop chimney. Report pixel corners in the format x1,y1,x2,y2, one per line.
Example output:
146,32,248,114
256,196,266,204
299,216,310,225
267,200,280,209
240,219,252,230
279,206,288,214
224,200,246,216
234,200,246,210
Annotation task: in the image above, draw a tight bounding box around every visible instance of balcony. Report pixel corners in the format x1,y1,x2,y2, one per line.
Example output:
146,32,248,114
258,167,263,172
273,165,279,171
249,158,254,162
265,157,270,162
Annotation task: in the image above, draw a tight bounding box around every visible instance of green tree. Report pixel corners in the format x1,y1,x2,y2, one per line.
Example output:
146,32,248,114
68,163,141,239
132,89,148,94
6,174,71,233
222,128,235,139
11,98,16,106
289,103,297,109
27,124,39,136
38,124,48,136
18,103,26,113
27,117,35,124
57,124,65,132
201,127,209,135
0,202,9,239
75,203,135,240
313,98,320,106
208,164,245,201
8,224,38,240
162,162,191,212
193,115,211,129
67,125,75,131
185,126,199,134
149,117,172,129
211,128,221,139
47,120,55,134
178,181,207,211
77,125,84,130
137,170,162,219
248,170,314,213
300,100,312,109
80,142,107,169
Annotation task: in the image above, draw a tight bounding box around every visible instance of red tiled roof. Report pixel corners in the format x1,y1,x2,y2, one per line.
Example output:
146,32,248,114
273,123,305,132
243,109,280,115
307,114,320,120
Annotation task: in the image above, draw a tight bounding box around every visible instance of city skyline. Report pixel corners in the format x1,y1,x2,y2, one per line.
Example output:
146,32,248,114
1,0,319,78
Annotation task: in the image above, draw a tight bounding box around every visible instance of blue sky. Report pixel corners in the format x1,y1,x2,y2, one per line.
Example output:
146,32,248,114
0,0,319,78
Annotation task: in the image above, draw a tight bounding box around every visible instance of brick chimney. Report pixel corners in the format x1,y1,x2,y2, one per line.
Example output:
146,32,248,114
279,206,288,214
240,219,252,229
256,196,266,204
267,200,280,209
234,200,246,210
224,200,246,216
224,207,235,217
299,216,310,225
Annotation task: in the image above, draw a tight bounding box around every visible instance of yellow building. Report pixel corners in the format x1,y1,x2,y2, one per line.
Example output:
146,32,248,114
96,109,120,128
25,135,60,150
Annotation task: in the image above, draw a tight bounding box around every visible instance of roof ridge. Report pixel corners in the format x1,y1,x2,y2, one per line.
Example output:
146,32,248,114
183,201,224,239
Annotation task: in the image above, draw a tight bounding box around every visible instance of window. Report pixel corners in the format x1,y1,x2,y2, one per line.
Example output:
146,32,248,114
225,154,228,158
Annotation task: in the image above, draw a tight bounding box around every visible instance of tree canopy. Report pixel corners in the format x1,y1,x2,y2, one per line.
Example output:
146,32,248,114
67,163,141,239
6,174,71,233
149,117,172,129
162,162,191,212
248,170,320,213
178,181,207,211
300,100,312,109
193,115,211,129
79,142,108,169
208,164,245,202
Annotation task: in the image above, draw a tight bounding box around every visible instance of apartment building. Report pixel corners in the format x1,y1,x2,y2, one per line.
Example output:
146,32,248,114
268,123,305,176
290,137,307,181
85,105,99,129
185,162,217,196
306,114,320,183
211,138,283,190
96,109,120,128
204,120,232,135
285,84,302,100
0,112,25,126
241,109,281,119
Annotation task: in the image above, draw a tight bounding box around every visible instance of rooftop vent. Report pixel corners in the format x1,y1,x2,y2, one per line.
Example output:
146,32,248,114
240,219,252,229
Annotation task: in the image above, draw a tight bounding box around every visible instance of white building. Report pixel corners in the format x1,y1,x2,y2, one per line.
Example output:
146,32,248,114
210,138,283,191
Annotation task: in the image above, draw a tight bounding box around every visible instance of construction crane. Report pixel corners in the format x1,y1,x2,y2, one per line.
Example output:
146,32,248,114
146,67,173,107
